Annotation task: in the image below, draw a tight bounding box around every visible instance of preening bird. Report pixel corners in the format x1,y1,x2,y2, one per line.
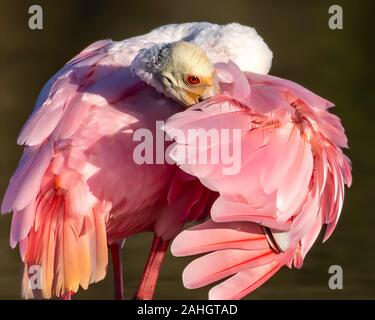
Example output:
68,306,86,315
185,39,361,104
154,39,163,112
1,22,275,299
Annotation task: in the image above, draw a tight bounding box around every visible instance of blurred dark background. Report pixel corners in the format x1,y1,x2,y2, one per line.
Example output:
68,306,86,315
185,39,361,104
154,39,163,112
0,0,374,299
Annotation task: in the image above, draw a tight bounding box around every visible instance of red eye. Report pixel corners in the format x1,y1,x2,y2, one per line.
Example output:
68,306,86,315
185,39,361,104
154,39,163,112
186,75,200,85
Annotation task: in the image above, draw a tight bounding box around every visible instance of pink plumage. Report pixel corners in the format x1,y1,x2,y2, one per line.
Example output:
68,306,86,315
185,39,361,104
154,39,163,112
1,38,213,298
1,21,352,300
167,61,352,300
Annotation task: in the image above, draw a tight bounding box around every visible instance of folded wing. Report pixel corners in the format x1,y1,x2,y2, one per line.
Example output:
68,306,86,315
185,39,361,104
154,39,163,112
165,61,352,299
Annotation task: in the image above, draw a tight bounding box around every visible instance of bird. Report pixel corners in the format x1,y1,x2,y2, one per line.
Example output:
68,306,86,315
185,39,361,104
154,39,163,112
164,60,352,300
0,22,274,299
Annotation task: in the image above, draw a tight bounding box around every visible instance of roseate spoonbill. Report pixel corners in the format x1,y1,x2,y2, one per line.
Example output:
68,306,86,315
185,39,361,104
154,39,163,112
165,60,352,299
1,22,273,299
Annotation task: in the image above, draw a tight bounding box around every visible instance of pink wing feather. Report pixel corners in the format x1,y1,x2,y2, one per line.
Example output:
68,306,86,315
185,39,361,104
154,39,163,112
1,39,186,298
166,61,352,299
1,40,125,298
3,35,214,297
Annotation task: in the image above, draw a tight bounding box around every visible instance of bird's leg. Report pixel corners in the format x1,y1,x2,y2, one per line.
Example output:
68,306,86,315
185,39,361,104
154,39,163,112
61,291,74,300
133,235,170,300
109,241,125,300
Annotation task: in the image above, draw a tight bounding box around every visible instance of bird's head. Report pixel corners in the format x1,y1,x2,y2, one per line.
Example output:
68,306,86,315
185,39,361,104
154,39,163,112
132,41,220,106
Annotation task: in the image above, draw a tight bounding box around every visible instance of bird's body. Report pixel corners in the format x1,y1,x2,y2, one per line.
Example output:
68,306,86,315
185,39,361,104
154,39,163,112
1,22,273,298
1,22,351,300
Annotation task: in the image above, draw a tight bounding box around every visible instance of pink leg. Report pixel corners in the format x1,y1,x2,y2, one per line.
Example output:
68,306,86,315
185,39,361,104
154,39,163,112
134,235,170,300
110,242,124,300
61,291,73,300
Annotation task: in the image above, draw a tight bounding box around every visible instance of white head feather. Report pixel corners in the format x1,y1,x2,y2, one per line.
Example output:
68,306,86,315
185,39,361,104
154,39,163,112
132,41,219,106
142,22,273,74
128,22,272,105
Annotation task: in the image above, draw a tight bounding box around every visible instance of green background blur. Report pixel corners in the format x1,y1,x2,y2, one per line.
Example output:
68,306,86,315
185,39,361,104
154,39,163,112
0,0,374,299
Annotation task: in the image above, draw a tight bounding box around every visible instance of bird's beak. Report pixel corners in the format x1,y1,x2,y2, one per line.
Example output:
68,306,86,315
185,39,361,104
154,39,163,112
180,90,200,107
202,78,220,100
181,77,220,107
